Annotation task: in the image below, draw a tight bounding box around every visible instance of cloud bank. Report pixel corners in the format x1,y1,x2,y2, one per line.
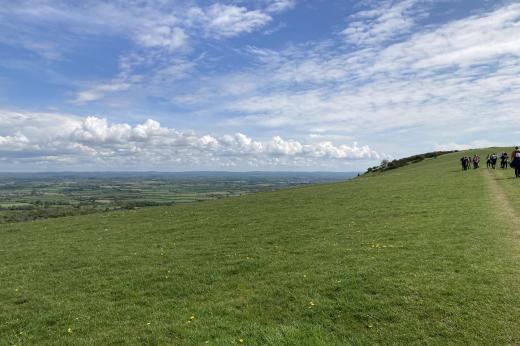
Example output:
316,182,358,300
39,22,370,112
0,110,378,171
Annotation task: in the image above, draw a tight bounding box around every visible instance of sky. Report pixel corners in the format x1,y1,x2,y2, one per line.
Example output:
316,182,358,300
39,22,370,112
1,0,519,172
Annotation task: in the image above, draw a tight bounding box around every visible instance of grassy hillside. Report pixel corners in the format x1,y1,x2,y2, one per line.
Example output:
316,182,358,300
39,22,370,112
2,148,520,345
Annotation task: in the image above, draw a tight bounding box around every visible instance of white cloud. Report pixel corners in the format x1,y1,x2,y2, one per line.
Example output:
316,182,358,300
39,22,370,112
195,2,520,158
4,1,520,166
4,1,287,105
0,133,39,152
390,4,520,70
0,1,290,57
266,0,296,13
0,110,378,170
72,82,131,105
135,26,187,50
192,3,272,38
342,0,422,46
433,140,507,152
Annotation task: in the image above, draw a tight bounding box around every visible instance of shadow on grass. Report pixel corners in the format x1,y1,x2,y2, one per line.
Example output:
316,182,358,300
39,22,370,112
450,170,485,173
450,170,476,173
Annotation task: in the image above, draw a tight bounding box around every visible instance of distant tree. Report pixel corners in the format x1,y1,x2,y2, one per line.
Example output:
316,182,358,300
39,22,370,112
380,159,390,169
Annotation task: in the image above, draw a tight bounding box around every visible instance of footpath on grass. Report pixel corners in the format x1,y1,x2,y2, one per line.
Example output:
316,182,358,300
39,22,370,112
485,168,520,229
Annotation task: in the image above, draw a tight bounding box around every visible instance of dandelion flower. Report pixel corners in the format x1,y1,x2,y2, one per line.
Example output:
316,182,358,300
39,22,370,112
239,338,244,343
190,315,195,320
67,327,73,333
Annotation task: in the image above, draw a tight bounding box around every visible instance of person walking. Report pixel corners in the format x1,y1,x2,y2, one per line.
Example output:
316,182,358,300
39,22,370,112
490,153,498,169
473,155,480,169
511,147,520,178
461,156,467,171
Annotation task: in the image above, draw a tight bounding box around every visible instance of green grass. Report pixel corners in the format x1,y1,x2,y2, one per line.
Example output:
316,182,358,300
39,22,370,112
2,149,520,345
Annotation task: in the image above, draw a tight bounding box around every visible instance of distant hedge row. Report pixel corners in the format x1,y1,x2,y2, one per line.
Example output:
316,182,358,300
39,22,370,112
365,150,457,174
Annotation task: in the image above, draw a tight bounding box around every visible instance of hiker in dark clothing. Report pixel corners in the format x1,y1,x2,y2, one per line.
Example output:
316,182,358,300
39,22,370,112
511,147,520,178
460,156,470,171
490,153,498,169
500,152,509,169
486,155,491,168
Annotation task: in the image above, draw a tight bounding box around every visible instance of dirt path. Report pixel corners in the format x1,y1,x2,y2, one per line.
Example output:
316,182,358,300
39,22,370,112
484,170,520,228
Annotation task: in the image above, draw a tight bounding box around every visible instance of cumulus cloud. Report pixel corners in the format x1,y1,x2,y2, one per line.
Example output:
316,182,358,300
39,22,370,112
0,133,39,152
0,110,378,170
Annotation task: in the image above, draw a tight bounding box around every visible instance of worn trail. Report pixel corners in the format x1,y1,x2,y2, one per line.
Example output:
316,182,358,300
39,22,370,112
485,169,520,228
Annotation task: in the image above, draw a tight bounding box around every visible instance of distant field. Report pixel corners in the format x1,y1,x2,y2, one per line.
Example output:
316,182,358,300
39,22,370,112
0,172,356,223
2,150,520,344
0,203,33,208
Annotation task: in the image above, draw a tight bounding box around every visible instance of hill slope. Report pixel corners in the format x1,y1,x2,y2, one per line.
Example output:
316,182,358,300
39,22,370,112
2,149,520,345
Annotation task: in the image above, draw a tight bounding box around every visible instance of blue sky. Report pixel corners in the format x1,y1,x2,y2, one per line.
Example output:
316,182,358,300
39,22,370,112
0,0,519,171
